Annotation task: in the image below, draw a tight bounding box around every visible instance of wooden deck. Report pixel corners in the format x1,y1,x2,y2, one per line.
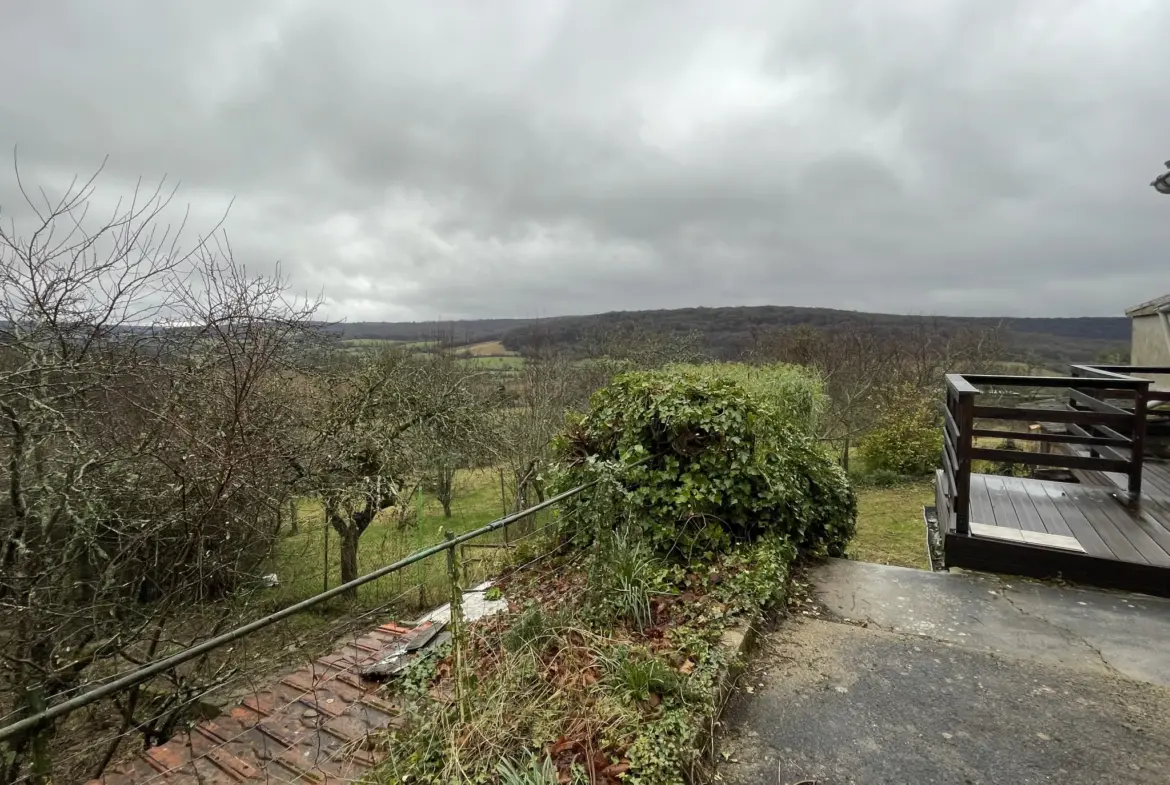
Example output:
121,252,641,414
1068,454,1170,499
938,472,1170,597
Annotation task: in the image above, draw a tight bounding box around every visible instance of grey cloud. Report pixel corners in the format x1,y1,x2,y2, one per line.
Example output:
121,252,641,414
1,0,1168,321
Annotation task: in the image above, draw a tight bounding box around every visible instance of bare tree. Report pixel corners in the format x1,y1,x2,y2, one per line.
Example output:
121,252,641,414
0,162,318,783
304,350,493,594
750,319,1009,467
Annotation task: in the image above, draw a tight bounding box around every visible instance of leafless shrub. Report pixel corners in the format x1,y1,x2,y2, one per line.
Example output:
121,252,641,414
749,319,1008,466
0,161,318,783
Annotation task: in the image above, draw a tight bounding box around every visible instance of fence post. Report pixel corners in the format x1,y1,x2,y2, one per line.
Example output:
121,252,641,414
444,530,469,722
1130,379,1150,504
323,523,330,593
955,391,974,535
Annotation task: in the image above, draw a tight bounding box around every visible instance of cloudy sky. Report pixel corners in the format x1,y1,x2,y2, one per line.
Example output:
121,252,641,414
1,1,1168,321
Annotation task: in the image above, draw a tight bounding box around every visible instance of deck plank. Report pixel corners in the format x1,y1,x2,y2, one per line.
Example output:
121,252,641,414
981,476,1025,530
996,476,1049,534
1138,494,1170,537
1125,493,1170,555
1144,461,1170,497
1036,481,1115,559
968,474,997,526
1084,487,1170,565
1063,485,1156,565
1009,477,1075,537
1015,479,1071,540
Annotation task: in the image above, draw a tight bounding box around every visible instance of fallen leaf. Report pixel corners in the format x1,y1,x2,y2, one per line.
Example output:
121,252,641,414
678,660,696,675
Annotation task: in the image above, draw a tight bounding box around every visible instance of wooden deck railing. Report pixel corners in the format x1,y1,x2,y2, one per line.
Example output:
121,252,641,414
942,372,1152,535
1073,364,1170,433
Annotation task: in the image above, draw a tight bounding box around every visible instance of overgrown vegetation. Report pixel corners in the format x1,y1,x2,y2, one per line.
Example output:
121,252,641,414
858,383,944,476
555,364,856,557
378,535,796,784
373,365,852,783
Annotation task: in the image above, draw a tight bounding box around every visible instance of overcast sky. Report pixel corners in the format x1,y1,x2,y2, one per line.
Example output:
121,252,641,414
1,1,1168,321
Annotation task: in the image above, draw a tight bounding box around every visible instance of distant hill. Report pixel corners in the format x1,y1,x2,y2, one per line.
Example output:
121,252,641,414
323,306,1131,365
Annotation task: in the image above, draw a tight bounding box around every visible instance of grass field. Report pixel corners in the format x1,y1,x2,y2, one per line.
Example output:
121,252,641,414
457,355,527,369
268,464,936,619
270,469,538,613
340,337,401,347
850,480,934,569
457,340,519,357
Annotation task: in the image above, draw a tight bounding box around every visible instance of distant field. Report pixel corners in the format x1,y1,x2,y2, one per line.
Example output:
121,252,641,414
341,337,401,347
457,340,519,357
458,355,526,369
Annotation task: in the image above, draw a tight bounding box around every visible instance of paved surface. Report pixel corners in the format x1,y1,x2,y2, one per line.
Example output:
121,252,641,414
92,622,420,785
90,584,508,784
718,560,1170,785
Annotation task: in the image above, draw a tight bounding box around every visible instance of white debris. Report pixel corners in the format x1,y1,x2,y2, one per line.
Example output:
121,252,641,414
415,580,509,625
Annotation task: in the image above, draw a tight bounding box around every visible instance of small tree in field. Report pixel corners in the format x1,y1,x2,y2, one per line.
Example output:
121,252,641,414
306,351,491,594
857,383,943,476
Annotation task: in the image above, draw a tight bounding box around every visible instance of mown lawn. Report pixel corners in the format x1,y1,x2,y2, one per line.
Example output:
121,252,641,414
849,480,935,569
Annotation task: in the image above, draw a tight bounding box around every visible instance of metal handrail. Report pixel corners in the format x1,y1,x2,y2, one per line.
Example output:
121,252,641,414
0,478,603,744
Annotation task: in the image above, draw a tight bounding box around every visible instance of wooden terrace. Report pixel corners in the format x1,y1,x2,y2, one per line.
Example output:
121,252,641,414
937,365,1170,597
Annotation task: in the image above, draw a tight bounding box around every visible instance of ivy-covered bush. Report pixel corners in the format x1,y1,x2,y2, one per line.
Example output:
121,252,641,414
857,383,942,476
554,364,856,557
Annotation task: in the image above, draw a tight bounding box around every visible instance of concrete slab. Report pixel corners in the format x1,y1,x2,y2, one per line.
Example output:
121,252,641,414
717,560,1170,784
814,558,1170,686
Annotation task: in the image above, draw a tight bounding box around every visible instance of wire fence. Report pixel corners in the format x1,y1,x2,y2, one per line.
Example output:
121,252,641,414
0,473,595,785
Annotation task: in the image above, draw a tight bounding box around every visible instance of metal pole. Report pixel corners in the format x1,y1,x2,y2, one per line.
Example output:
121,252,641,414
444,530,468,722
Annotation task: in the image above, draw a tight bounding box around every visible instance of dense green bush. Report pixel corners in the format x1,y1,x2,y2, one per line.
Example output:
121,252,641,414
554,363,856,556
674,362,826,437
857,384,942,476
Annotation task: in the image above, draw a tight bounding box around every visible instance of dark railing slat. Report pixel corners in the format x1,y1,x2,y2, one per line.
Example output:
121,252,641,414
964,373,1148,389
941,447,957,497
1068,421,1131,445
943,406,959,441
971,405,1132,428
969,427,1131,448
969,447,1130,474
946,374,981,395
1079,364,1170,375
1067,387,1132,416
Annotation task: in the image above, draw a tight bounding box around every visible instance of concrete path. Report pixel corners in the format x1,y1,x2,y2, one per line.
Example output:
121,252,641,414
718,560,1170,784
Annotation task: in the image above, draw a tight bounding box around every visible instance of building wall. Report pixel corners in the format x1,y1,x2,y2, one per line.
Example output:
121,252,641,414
1131,314,1170,389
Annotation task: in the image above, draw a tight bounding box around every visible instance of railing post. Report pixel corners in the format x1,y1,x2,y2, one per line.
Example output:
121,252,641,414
955,391,974,535
444,530,469,722
1130,380,1150,504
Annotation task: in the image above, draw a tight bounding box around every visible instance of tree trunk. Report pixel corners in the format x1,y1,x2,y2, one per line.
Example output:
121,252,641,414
338,526,360,598
436,465,455,518
287,498,299,534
